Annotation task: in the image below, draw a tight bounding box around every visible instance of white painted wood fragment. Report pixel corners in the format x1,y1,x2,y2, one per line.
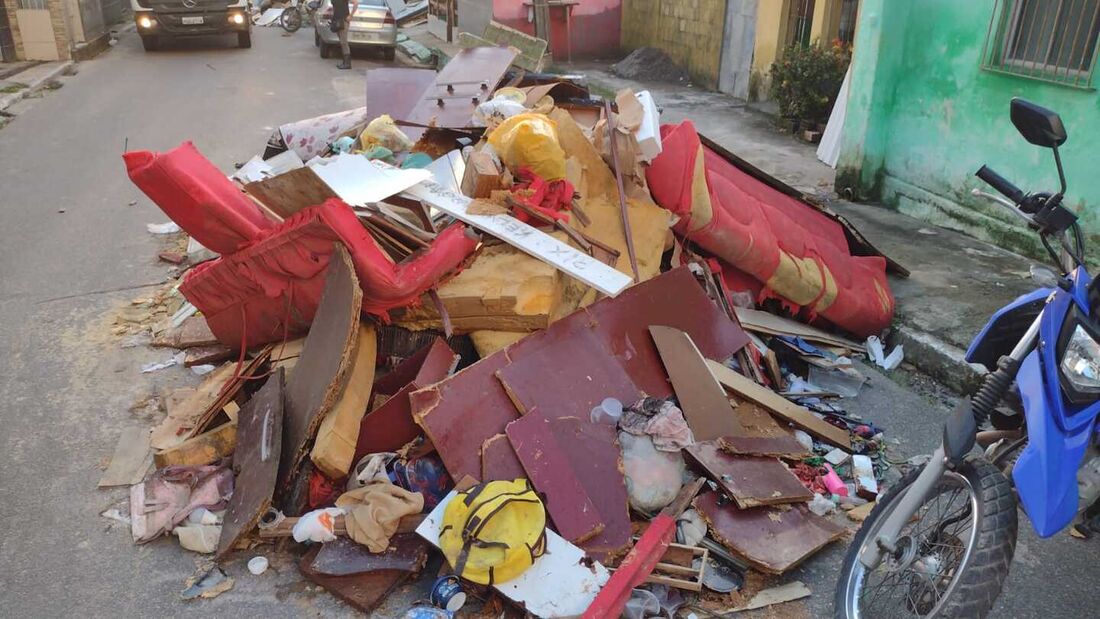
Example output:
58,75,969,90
728,581,811,612
404,180,633,296
312,154,432,206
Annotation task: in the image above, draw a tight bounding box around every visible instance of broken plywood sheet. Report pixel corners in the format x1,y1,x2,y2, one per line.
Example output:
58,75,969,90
150,363,237,451
418,490,611,618
402,47,518,141
354,338,457,461
650,326,744,441
300,546,409,614
470,330,527,357
734,307,864,352
720,434,809,460
279,246,363,492
693,491,844,575
726,581,811,613
549,416,632,562
481,433,526,482
706,359,851,449
98,427,152,487
311,534,428,576
154,421,236,468
152,315,220,349
506,411,604,544
406,180,633,296
393,240,565,333
412,351,518,482
311,323,378,479
244,166,337,219
217,368,284,558
684,442,811,508
496,326,642,420
184,345,236,368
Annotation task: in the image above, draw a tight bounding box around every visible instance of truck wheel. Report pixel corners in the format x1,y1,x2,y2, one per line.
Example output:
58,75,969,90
141,35,159,51
238,32,252,48
383,45,395,61
320,42,333,58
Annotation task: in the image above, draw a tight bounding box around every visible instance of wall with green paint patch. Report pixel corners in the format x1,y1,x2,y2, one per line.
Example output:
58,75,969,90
838,0,1100,259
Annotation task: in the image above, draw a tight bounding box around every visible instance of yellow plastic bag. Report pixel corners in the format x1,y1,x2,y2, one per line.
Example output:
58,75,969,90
359,114,414,152
487,113,566,181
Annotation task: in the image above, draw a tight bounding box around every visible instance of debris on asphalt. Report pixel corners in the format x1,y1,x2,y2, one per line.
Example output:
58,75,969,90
101,58,908,614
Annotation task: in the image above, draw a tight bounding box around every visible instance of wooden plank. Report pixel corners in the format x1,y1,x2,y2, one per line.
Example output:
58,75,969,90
706,359,851,449
153,421,237,468
726,581,812,613
733,307,864,352
684,442,811,509
98,427,152,487
244,167,338,219
404,179,633,296
649,326,744,441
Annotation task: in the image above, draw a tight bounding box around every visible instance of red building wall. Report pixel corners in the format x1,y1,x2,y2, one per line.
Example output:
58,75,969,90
492,0,622,60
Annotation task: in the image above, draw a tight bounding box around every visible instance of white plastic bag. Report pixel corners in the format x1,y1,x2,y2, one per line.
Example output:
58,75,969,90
292,507,345,543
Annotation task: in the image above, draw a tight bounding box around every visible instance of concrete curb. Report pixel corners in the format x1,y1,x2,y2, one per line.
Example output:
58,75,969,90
889,325,985,395
0,61,74,113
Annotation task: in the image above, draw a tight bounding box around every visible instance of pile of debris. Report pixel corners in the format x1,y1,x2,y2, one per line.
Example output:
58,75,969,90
102,45,906,617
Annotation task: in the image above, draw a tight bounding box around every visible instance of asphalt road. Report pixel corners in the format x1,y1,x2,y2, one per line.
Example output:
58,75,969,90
0,24,1096,618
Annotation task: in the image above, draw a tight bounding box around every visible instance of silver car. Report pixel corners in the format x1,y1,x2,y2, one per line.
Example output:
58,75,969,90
314,0,397,60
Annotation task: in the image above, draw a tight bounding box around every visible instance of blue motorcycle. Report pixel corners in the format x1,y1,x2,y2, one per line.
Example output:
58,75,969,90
835,99,1096,618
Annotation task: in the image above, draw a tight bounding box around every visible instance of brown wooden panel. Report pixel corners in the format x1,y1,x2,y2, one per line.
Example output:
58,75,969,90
650,325,744,441
245,167,337,219
480,433,526,482
403,47,518,141
366,67,437,121
684,441,811,509
299,545,409,613
310,534,428,576
694,490,844,575
217,368,284,558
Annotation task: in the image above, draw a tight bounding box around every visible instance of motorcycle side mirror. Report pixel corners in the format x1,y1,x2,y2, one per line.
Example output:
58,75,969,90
1011,98,1067,148
1030,264,1062,288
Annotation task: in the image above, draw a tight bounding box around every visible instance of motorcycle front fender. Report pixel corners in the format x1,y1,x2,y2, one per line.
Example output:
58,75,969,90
1014,351,1093,537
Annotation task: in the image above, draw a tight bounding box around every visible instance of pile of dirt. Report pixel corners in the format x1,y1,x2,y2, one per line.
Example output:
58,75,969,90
612,47,691,83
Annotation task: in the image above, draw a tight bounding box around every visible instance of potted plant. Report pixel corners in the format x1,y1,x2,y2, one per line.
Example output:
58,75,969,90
770,41,850,134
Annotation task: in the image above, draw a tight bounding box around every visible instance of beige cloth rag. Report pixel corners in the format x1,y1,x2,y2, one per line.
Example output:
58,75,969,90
335,481,424,552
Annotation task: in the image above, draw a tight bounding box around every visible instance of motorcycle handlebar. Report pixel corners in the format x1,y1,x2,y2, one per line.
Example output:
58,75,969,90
976,165,1026,205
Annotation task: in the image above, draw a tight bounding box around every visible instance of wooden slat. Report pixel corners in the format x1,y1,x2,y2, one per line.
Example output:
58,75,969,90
706,359,851,449
650,326,744,441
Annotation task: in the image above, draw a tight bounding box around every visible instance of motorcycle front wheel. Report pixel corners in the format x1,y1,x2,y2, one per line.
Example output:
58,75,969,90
835,458,1017,618
280,7,303,33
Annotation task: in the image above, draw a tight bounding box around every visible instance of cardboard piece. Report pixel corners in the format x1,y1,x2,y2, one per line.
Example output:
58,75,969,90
506,411,604,544
217,369,284,558
279,246,363,494
418,491,611,618
650,326,744,441
154,422,237,468
311,323,378,478
98,427,152,487
405,179,634,296
694,491,844,574
706,359,852,449
353,338,457,461
684,442,812,509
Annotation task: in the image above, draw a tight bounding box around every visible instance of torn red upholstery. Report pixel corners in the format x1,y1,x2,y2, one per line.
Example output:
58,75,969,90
646,120,893,337
180,199,477,348
124,141,275,254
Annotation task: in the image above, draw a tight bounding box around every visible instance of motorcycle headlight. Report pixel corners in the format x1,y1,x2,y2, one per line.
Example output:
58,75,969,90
1061,325,1100,393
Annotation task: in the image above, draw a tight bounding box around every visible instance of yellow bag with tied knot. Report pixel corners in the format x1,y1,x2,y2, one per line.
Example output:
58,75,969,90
487,113,566,181
438,479,547,585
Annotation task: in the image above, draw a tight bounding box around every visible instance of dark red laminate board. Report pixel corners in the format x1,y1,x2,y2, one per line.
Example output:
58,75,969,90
693,490,844,574
402,47,517,141
496,326,642,419
217,368,285,558
366,68,437,122
720,435,809,460
585,266,749,399
311,534,428,577
548,416,632,563
412,352,518,482
506,410,604,544
354,338,458,460
684,441,811,509
481,433,526,482
299,545,409,613
649,325,744,441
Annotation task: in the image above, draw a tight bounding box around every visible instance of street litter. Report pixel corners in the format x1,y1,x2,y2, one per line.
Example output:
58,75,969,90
105,59,910,615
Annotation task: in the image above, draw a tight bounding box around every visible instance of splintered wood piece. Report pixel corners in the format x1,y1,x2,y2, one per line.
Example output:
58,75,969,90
694,491,844,575
217,368,285,558
154,421,237,468
706,359,851,449
98,427,152,487
506,411,605,544
279,245,363,495
649,326,744,441
684,442,811,509
244,166,338,219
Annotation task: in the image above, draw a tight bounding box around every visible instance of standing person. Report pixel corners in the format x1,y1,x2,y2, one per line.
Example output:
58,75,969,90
331,0,357,69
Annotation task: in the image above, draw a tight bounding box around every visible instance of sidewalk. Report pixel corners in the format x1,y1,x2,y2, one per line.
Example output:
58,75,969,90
395,26,1038,391
0,60,74,113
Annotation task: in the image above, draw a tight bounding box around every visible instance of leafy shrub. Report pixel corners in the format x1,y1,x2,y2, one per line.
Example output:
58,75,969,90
770,42,850,125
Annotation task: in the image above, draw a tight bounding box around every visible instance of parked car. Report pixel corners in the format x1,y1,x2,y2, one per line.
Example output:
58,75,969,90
313,0,396,61
131,0,252,51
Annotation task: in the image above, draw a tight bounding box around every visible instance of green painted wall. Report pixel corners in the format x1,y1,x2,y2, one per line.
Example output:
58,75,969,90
838,0,1100,259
